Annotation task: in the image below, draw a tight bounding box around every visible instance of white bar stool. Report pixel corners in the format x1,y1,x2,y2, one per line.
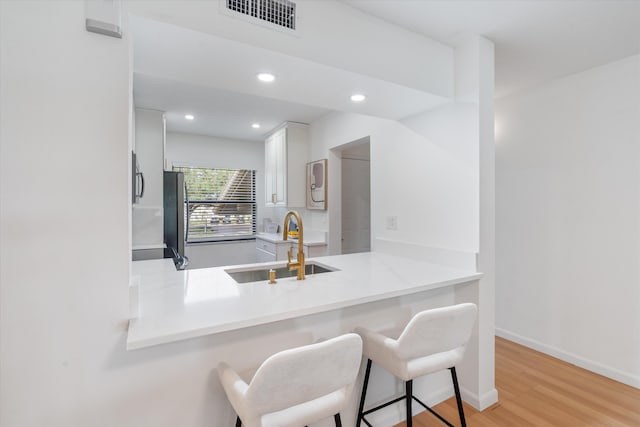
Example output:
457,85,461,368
354,303,477,427
218,333,363,427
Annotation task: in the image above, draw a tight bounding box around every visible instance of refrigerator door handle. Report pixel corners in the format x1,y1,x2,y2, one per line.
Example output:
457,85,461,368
184,181,189,242
138,172,145,199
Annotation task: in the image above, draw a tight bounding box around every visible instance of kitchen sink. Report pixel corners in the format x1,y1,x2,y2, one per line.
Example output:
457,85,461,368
225,262,338,284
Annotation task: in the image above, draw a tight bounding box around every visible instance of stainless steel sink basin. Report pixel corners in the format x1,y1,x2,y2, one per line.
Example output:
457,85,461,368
225,262,338,284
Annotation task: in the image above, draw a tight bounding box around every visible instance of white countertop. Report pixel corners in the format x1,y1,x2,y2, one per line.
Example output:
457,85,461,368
127,252,482,350
132,243,166,251
256,232,327,247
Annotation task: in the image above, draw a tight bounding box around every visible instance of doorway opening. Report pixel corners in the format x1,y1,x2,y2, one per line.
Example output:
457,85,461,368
338,138,370,254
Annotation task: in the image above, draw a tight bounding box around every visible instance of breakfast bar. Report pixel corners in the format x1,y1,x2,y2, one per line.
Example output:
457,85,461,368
126,251,494,425
127,252,482,350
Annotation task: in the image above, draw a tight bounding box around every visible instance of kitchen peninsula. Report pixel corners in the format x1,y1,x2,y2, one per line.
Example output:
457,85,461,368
127,252,481,350
127,251,494,422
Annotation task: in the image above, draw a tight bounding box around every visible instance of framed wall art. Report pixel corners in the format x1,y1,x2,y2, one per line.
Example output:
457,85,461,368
306,159,327,210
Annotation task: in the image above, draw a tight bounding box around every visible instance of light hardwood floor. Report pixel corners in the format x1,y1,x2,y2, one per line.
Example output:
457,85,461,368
393,337,640,426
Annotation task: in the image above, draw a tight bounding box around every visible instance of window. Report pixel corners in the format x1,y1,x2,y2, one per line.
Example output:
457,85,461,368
174,166,256,242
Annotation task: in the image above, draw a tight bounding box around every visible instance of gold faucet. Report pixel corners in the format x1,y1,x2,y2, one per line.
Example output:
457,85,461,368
283,210,305,280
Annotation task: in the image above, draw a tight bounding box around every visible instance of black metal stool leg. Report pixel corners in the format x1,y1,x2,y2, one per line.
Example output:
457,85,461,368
450,367,467,427
356,359,372,427
334,413,342,427
406,380,413,427
235,416,241,427
356,361,463,427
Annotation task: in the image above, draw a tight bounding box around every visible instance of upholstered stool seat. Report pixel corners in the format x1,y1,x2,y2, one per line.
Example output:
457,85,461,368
355,303,477,427
218,333,363,427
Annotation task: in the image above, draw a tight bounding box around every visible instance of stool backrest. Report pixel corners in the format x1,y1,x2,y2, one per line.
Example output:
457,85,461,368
245,333,363,416
396,303,477,360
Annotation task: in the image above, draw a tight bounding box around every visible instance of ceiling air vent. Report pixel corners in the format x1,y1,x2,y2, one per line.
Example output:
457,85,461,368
226,0,297,30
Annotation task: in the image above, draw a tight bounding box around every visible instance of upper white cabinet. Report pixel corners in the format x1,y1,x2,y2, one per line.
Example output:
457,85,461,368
265,122,309,207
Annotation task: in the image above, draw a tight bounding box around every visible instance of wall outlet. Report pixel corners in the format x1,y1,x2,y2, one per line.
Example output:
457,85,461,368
386,216,398,230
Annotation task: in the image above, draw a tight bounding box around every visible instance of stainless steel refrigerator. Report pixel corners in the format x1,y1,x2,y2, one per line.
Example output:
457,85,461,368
163,171,189,269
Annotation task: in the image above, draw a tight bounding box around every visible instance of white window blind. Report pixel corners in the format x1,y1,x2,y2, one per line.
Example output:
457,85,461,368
174,166,256,242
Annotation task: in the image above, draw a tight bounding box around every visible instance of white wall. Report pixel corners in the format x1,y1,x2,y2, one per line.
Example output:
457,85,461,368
0,3,494,426
0,1,131,425
308,37,494,262
309,112,478,254
166,131,263,172
305,36,497,409
495,55,640,387
165,131,265,268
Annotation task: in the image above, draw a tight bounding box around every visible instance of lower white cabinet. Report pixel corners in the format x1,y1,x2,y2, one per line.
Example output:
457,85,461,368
305,244,327,258
255,239,295,262
255,247,276,263
255,235,328,262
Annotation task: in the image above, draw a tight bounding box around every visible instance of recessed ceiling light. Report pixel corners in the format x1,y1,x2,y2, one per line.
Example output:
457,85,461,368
252,123,261,129
185,114,195,120
257,73,275,83
350,94,366,102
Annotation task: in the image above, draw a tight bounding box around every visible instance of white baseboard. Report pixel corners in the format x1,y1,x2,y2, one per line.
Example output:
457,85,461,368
496,328,640,389
461,386,499,411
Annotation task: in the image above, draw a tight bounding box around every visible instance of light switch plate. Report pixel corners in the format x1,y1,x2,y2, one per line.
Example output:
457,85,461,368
386,216,398,230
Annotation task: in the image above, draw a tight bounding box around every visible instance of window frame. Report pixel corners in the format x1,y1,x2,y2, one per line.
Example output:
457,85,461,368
174,165,257,243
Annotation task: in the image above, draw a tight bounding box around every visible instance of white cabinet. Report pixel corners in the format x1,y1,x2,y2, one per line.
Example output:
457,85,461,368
304,244,328,258
132,108,166,248
265,122,309,207
255,238,295,262
265,128,286,206
255,236,327,262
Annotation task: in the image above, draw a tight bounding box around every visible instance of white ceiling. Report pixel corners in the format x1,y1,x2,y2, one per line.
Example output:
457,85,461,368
131,16,449,141
342,0,640,98
134,74,330,141
132,2,640,140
